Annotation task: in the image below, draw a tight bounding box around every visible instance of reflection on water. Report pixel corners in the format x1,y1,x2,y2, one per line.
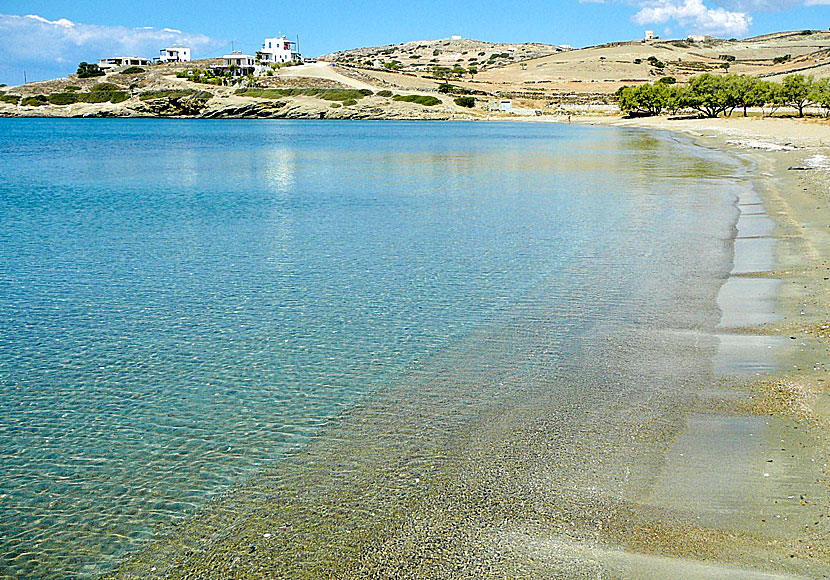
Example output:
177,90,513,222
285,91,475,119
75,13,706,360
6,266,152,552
0,120,744,579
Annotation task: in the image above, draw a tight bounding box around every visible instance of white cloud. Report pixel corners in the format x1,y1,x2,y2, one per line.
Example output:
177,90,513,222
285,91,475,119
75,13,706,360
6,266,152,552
0,13,222,82
633,0,751,36
804,0,830,5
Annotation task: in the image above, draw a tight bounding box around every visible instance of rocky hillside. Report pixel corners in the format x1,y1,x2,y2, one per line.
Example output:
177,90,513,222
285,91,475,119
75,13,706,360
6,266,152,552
320,37,567,74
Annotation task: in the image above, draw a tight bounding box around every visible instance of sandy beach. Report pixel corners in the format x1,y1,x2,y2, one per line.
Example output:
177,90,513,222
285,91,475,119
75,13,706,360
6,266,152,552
582,114,830,577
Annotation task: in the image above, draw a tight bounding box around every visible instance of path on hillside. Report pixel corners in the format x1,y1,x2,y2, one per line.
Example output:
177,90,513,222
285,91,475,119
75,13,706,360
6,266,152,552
275,62,378,90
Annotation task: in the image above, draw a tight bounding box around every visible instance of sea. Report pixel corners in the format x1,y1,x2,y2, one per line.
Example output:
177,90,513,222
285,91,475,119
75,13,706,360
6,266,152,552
0,119,746,578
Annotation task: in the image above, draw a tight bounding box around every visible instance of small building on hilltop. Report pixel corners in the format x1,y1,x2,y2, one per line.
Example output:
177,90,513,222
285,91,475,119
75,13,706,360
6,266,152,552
216,52,257,76
97,56,151,71
257,36,301,64
158,45,191,63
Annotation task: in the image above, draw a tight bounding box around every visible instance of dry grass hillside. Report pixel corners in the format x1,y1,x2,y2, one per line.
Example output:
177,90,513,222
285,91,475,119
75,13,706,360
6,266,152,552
320,37,567,74
321,30,830,100
3,29,830,118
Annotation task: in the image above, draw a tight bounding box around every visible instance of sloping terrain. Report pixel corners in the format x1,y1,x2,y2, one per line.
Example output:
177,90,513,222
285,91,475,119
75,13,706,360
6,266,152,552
320,37,567,74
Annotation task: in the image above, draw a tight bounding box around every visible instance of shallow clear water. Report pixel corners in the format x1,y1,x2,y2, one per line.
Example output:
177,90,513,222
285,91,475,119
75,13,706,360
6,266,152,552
0,119,743,579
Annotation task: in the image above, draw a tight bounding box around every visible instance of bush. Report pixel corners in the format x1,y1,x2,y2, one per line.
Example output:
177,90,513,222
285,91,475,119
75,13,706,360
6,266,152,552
454,96,475,108
377,90,393,97
120,66,145,74
234,87,372,101
76,62,105,78
656,76,676,84
140,89,199,100
438,82,455,94
48,92,79,105
109,91,130,103
392,94,441,106
330,103,342,108
64,85,81,91
0,94,20,104
21,95,48,106
342,98,357,106
773,54,791,64
647,56,665,69
91,82,121,92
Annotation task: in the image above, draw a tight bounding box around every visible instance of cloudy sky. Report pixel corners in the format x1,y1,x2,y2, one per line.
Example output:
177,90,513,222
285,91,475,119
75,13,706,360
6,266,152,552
0,0,826,84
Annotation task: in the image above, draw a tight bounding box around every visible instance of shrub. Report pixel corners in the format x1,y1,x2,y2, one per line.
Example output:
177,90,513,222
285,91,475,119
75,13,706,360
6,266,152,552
647,56,665,69
392,94,441,106
0,94,20,104
454,96,475,108
140,89,199,100
377,90,393,97
342,98,357,106
64,85,81,91
48,92,79,105
234,87,372,101
76,62,105,78
773,54,791,64
438,83,455,94
21,95,48,106
657,76,676,84
120,66,145,74
109,91,130,103
91,82,121,92
330,103,342,108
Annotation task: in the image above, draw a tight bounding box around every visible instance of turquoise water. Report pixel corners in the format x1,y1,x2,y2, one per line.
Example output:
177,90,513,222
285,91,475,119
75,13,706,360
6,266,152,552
0,120,742,579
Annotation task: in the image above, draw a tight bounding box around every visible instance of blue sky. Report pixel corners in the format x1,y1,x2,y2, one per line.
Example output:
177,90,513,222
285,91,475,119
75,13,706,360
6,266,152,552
0,0,827,84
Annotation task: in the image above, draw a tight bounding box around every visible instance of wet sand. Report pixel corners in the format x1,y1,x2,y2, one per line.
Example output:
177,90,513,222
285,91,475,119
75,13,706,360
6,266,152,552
105,119,830,579
583,115,830,578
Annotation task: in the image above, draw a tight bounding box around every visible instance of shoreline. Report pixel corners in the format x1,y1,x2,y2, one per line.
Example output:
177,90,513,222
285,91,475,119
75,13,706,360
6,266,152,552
99,118,830,579
588,114,830,574
3,115,827,578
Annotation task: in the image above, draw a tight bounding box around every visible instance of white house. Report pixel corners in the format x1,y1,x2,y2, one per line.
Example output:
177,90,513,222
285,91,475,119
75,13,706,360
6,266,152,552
257,36,301,64
490,99,512,112
97,56,151,71
644,30,655,41
158,45,191,63
688,35,706,43
217,52,257,76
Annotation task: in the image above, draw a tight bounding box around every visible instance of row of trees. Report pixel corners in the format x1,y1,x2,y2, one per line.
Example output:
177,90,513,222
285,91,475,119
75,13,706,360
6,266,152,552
616,74,830,118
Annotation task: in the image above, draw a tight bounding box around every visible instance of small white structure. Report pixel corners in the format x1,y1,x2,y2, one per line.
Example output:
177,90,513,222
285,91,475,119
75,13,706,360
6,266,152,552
688,34,706,43
217,52,257,76
450,35,462,40
490,99,512,112
258,36,301,64
98,56,151,71
644,30,655,41
158,45,191,63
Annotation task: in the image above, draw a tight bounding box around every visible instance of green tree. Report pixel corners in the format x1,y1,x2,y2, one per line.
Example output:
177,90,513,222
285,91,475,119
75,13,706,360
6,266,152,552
780,74,813,117
684,74,732,118
810,78,830,117
76,62,105,79
616,83,665,116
